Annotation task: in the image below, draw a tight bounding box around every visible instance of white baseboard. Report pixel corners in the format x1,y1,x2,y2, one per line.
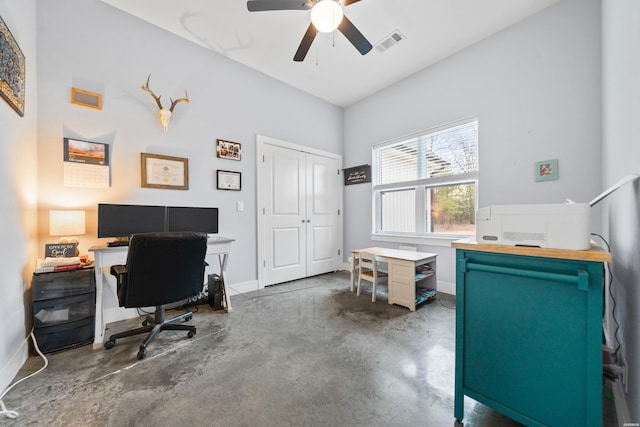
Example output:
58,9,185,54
612,378,631,424
0,337,29,395
103,307,139,325
436,280,455,295
225,280,259,296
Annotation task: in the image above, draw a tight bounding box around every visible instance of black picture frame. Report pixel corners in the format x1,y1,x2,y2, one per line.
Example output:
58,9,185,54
216,170,241,191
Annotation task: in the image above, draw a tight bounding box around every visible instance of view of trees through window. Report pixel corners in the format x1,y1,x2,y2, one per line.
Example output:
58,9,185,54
428,183,476,234
374,119,479,237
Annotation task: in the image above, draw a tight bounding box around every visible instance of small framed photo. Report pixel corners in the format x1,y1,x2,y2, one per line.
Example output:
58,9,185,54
141,153,189,190
535,159,559,182
71,87,102,110
64,138,109,165
216,139,241,161
217,170,241,191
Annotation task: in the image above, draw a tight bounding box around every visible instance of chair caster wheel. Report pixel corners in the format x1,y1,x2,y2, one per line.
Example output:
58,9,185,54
137,349,147,360
104,340,115,349
188,330,195,338
454,420,464,427
142,320,150,326
185,316,192,322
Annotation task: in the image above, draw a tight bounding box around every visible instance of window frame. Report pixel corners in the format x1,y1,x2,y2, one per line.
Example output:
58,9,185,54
371,118,479,247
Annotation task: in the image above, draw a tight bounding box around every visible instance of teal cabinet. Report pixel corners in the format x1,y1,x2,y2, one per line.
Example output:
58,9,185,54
453,241,609,427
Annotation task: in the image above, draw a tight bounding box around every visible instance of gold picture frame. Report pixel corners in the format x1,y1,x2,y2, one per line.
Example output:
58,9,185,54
141,153,189,190
0,15,25,117
71,87,102,110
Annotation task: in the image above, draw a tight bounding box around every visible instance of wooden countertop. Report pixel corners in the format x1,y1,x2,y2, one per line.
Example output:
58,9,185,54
451,238,611,262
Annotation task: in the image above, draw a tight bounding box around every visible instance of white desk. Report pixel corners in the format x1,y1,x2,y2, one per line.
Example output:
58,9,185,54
351,247,437,311
89,236,234,347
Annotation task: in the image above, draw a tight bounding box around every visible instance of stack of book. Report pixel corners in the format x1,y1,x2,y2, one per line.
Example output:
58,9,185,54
415,287,437,304
35,257,84,274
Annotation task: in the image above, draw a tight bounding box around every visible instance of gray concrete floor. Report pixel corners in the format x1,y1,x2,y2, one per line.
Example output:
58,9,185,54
4,271,618,426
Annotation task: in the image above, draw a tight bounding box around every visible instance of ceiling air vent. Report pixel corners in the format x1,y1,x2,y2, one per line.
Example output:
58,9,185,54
375,31,405,53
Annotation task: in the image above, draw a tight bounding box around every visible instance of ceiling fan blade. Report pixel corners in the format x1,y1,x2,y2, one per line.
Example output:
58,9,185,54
343,0,362,6
247,0,312,12
294,23,318,62
337,16,372,55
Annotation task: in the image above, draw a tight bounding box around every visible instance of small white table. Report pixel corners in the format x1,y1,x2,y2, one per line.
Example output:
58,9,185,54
89,236,234,347
351,247,437,311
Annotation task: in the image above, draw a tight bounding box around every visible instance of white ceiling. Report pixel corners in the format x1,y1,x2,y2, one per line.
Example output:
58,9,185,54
100,0,559,107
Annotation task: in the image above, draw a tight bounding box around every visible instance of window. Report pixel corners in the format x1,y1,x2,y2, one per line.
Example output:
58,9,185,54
373,118,478,240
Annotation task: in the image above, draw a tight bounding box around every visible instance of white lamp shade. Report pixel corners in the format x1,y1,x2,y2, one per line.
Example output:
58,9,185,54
311,0,344,33
49,210,86,236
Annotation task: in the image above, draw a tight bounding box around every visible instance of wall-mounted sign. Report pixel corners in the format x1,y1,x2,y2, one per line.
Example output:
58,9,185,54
343,164,371,185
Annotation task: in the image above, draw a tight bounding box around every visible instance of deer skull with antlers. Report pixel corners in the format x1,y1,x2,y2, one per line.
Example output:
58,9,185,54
141,75,189,133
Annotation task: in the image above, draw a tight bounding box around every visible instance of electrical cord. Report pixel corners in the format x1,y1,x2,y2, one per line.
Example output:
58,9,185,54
0,329,49,419
591,232,621,361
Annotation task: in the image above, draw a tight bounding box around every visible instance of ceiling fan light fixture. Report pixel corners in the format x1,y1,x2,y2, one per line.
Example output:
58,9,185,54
311,0,344,33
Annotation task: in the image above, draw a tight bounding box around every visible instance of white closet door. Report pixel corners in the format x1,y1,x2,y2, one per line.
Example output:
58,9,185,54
263,144,307,285
305,153,340,277
259,137,342,287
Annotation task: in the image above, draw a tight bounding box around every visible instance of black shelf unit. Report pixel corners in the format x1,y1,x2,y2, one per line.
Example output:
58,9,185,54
32,267,95,353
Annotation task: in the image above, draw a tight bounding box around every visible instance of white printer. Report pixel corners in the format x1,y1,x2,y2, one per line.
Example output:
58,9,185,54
475,203,590,250
475,174,640,251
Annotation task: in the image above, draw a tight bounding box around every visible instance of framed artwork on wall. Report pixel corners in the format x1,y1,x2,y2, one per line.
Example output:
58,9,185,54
535,159,559,182
0,15,26,117
216,170,241,191
216,139,241,161
141,153,189,190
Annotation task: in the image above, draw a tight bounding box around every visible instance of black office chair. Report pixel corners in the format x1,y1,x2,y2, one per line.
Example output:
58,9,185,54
103,231,208,360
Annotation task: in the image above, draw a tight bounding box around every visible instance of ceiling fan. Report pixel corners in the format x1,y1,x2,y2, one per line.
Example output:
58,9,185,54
247,0,373,62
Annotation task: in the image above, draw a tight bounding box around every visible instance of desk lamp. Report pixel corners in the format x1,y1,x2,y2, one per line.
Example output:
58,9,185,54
49,210,86,256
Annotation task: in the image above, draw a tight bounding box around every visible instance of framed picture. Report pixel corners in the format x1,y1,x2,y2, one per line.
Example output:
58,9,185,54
535,159,559,182
217,170,241,191
0,15,26,117
216,139,241,161
141,153,189,190
64,138,109,165
71,87,102,110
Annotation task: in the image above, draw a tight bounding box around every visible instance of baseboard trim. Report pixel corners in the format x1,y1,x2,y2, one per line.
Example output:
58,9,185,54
225,280,259,295
612,378,631,424
0,336,29,394
436,280,455,296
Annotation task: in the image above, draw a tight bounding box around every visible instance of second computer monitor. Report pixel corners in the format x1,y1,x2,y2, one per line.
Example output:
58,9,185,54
166,206,219,234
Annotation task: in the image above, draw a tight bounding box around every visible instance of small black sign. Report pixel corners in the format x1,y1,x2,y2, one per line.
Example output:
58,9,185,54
45,243,77,258
343,164,371,185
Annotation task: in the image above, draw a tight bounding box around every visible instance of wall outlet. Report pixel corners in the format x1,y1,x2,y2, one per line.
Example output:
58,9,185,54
236,201,244,212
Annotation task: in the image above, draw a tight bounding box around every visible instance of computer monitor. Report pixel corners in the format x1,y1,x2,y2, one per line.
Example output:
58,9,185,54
97,204,166,238
166,206,219,234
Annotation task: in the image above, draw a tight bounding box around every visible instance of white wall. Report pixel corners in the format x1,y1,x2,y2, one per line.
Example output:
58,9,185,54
602,0,640,420
0,0,38,392
343,0,602,285
35,0,343,293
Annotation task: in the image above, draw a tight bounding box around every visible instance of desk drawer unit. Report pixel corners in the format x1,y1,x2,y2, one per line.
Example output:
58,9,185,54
33,268,94,301
388,257,437,311
33,293,95,327
32,268,96,353
34,318,95,354
388,259,416,310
